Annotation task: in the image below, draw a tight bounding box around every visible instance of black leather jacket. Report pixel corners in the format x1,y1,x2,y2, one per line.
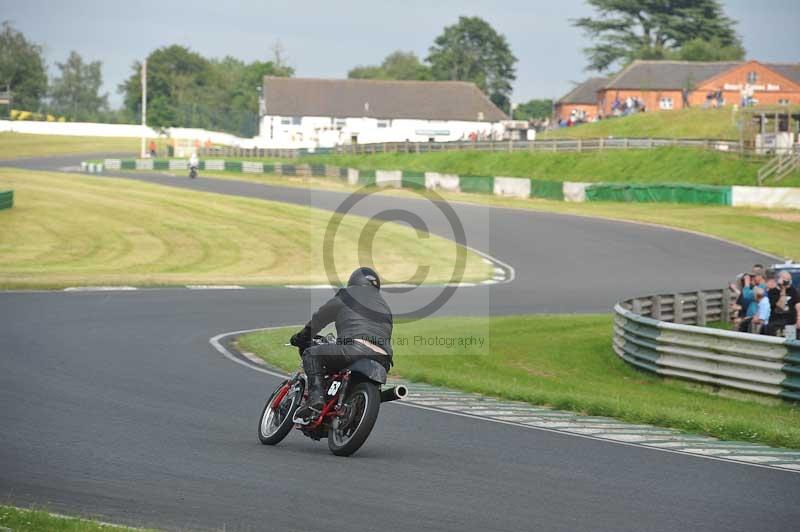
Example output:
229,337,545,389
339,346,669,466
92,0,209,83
297,285,393,358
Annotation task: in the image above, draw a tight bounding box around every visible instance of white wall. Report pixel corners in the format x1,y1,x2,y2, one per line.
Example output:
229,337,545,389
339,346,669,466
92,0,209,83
0,119,157,137
257,115,503,149
0,120,254,147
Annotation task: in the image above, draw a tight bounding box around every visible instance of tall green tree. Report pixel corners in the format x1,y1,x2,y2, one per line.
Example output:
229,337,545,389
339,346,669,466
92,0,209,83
49,51,109,121
348,51,431,80
512,99,553,121
573,0,743,71
119,45,293,136
427,16,517,110
0,21,47,111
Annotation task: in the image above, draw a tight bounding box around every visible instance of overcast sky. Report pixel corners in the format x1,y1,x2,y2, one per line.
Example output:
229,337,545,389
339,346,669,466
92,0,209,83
1,0,798,108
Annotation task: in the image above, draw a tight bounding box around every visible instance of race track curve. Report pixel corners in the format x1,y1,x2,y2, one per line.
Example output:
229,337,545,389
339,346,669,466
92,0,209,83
1,155,797,531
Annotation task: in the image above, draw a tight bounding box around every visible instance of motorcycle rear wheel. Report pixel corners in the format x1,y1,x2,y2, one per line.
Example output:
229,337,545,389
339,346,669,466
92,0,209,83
328,381,380,456
258,380,301,445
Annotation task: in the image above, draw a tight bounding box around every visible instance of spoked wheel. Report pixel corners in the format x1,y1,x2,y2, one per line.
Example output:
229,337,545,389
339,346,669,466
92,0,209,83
328,381,380,456
258,380,302,445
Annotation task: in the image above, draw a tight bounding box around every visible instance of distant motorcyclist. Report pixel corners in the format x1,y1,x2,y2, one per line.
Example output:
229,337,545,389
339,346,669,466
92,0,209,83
291,267,393,420
188,152,199,178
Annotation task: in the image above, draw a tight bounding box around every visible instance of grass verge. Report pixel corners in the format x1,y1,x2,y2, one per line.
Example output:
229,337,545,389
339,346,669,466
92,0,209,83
0,168,491,289
141,168,800,260
296,147,800,187
238,315,800,449
0,132,169,159
0,505,157,531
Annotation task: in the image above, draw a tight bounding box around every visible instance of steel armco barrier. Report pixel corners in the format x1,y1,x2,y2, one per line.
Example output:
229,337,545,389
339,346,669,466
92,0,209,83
614,289,800,401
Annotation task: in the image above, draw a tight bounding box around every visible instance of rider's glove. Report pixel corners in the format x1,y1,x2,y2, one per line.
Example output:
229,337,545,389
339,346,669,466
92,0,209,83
290,327,311,349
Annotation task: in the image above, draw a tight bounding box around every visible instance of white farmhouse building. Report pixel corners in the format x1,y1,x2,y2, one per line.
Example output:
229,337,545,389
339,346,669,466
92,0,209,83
257,77,508,149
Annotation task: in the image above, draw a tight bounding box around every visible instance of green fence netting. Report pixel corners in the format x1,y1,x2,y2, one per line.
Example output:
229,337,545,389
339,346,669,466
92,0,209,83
401,170,426,189
358,169,376,186
530,179,564,200
224,161,243,172
458,176,494,194
585,183,732,205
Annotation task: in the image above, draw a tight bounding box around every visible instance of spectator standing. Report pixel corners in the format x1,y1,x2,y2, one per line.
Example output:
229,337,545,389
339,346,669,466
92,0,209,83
766,271,799,336
148,139,157,158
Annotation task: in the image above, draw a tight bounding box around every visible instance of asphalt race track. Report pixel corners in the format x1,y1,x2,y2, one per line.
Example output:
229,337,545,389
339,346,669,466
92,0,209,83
1,156,798,531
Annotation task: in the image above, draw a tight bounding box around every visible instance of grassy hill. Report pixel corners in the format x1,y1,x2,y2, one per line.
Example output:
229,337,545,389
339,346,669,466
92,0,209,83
541,107,743,140
300,147,800,187
0,132,166,159
540,105,800,141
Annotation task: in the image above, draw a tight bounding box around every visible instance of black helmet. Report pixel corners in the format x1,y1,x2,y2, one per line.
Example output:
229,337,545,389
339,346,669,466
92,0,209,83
348,267,381,290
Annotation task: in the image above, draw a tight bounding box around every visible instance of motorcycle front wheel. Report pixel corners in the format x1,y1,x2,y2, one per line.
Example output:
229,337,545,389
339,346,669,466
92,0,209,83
328,381,380,456
258,380,302,445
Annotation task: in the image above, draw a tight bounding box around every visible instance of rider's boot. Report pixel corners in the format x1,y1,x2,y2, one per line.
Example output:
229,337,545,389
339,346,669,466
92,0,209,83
294,375,325,424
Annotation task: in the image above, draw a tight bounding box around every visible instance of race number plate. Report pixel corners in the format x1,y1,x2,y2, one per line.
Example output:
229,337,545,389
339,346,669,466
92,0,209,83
327,381,341,396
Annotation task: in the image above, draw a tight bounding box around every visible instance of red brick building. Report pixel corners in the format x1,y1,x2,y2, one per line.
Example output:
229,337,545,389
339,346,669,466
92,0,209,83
555,60,800,121
553,77,608,123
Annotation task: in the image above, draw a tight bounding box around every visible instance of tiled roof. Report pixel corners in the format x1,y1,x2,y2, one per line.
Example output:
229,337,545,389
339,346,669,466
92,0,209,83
557,77,609,104
262,77,508,122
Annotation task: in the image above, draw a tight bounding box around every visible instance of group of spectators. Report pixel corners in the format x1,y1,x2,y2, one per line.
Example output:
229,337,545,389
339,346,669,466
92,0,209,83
610,96,646,116
730,264,799,339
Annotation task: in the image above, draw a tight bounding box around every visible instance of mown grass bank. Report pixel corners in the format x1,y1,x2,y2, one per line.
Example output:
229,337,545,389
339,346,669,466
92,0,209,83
541,106,746,140
297,147,800,187
0,132,166,159
0,168,490,289
239,315,800,449
0,505,157,532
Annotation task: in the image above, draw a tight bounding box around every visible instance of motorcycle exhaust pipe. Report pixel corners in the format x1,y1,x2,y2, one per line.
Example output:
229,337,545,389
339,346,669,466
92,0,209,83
381,384,408,403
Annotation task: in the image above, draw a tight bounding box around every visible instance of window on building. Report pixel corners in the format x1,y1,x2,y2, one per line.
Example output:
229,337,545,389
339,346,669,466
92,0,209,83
334,118,346,129
659,97,673,110
377,119,390,128
747,71,758,83
291,116,302,126
280,117,291,125
778,98,790,105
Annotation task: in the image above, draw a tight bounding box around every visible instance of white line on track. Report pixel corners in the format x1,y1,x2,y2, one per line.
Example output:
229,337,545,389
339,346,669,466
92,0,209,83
209,327,800,475
63,286,138,292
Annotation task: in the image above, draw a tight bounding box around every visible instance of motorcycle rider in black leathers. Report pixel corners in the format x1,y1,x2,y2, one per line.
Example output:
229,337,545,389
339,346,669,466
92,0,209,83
291,267,393,420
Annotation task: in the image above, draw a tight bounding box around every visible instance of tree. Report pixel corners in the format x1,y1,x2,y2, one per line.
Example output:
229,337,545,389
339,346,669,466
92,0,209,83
118,45,293,135
49,51,109,121
671,37,745,61
573,0,743,72
0,21,47,111
348,51,431,80
427,16,517,110
513,99,553,121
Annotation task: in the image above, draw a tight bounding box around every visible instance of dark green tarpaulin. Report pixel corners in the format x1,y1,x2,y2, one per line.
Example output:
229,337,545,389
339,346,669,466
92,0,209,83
358,169,376,186
282,164,296,176
311,165,326,177
459,176,494,194
339,167,349,178
153,160,169,170
263,163,275,174
585,183,732,205
225,161,243,172
0,190,13,210
401,170,426,189
121,160,135,170
530,179,564,200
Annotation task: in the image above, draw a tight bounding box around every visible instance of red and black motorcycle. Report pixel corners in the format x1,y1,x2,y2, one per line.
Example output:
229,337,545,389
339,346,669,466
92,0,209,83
258,334,407,456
